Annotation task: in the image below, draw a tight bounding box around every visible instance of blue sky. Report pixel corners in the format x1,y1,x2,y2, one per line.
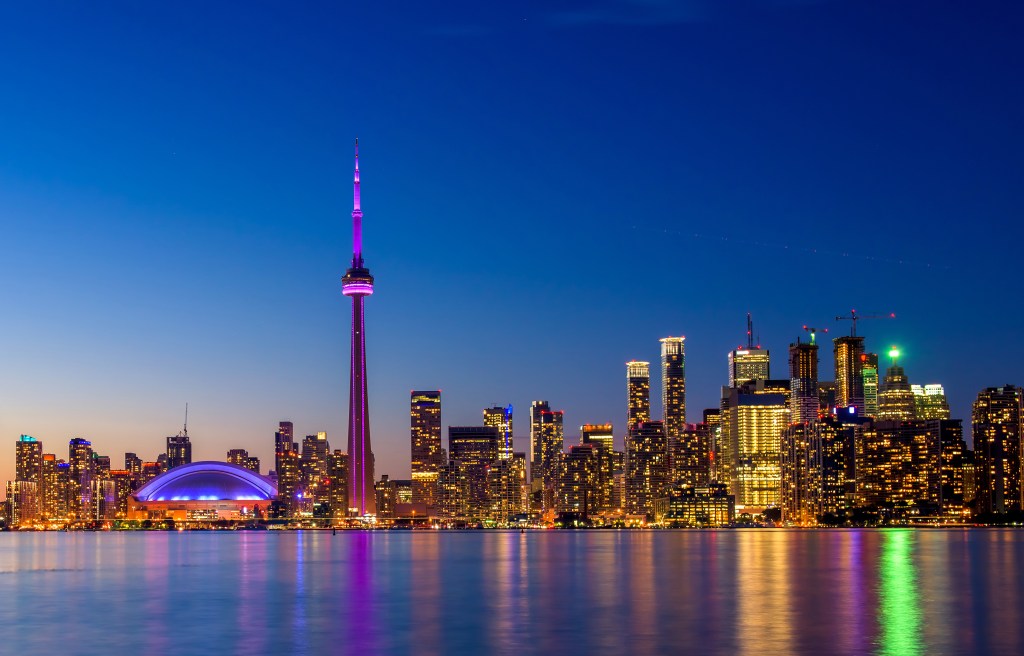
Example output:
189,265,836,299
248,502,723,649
1,1,1022,482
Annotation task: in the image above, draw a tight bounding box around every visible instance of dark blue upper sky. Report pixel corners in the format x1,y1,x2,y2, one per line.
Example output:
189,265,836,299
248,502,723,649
1,1,1022,481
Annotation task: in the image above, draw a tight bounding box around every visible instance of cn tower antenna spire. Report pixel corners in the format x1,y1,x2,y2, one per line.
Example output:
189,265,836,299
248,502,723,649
352,137,363,267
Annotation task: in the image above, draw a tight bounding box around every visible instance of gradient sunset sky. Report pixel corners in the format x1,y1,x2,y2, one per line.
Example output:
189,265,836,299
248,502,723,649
1,1,1022,483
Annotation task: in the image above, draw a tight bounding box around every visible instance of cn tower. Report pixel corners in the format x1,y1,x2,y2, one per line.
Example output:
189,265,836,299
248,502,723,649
342,139,376,515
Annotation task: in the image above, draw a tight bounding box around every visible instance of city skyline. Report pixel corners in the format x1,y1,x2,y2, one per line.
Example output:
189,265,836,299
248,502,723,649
2,2,1023,486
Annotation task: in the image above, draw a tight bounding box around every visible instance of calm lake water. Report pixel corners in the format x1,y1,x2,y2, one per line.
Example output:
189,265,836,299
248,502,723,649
1,529,1022,655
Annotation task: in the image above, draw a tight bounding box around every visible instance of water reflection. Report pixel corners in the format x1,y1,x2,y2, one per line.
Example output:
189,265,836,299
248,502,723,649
1,530,1023,654
877,530,922,656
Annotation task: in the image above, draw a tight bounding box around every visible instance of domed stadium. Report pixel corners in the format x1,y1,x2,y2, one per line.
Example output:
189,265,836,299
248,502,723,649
128,461,277,522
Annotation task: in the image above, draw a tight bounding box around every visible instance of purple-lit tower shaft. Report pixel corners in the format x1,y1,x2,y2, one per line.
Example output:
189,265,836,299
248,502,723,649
342,139,375,515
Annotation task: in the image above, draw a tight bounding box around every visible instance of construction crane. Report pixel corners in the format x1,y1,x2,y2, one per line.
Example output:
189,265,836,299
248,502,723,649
834,309,896,337
801,325,828,345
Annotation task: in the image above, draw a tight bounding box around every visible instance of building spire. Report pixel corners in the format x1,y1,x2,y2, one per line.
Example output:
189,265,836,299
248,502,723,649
352,137,363,268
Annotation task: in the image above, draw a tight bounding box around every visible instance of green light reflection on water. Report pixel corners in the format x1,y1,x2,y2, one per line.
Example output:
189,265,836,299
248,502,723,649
878,529,923,656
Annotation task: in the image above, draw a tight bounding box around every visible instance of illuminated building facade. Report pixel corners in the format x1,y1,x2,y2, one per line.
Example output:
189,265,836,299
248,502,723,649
728,348,770,387
166,432,191,470
660,337,686,437
227,449,249,467
438,461,468,519
664,483,735,527
781,419,849,524
484,404,514,461
862,353,879,417
672,423,712,487
530,402,564,510
40,454,60,518
581,423,616,510
789,339,819,425
877,350,916,421
16,435,42,485
556,444,599,518
341,140,376,516
625,420,669,518
327,449,349,520
6,481,39,526
411,390,443,509
488,452,527,522
721,382,790,510
972,385,1024,514
833,336,865,411
913,384,951,420
626,361,651,429
449,426,500,518
68,438,94,520
855,420,944,514
128,461,276,521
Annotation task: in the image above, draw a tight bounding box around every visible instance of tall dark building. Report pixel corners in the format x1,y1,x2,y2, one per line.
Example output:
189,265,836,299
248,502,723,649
341,140,376,516
411,391,443,508
327,449,349,520
972,385,1024,514
530,402,564,511
449,426,500,518
166,426,192,470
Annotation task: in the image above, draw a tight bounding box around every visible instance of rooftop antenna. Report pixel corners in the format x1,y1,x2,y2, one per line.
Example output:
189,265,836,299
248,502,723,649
183,402,189,438
746,313,754,350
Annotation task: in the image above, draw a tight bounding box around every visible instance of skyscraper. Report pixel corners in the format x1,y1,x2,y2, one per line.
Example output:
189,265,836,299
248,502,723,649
728,314,769,386
913,384,951,420
862,353,879,417
342,139,376,516
788,337,819,425
581,423,616,511
625,420,669,519
68,438,94,520
166,433,191,470
972,385,1024,515
15,435,42,485
411,391,443,508
484,405,514,461
626,361,651,430
530,401,564,510
449,426,500,518
661,337,686,436
833,335,866,411
877,348,916,422
720,381,790,510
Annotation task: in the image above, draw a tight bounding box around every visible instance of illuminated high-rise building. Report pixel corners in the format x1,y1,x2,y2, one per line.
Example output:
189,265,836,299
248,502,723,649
972,385,1024,515
449,426,500,518
626,361,651,429
789,337,819,425
484,405,514,461
15,435,42,485
341,140,376,516
660,337,686,437
301,432,330,491
109,470,133,518
276,447,301,516
411,391,443,508
581,423,616,511
275,421,295,467
625,420,669,519
40,454,60,519
327,449,349,520
166,433,191,471
68,438,94,520
227,449,249,467
5,481,39,526
833,335,865,412
913,384,951,420
488,453,527,523
124,453,142,484
720,381,790,510
530,401,564,509
556,444,599,518
672,423,712,487
729,314,769,386
781,418,850,524
862,353,879,417
877,348,916,422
